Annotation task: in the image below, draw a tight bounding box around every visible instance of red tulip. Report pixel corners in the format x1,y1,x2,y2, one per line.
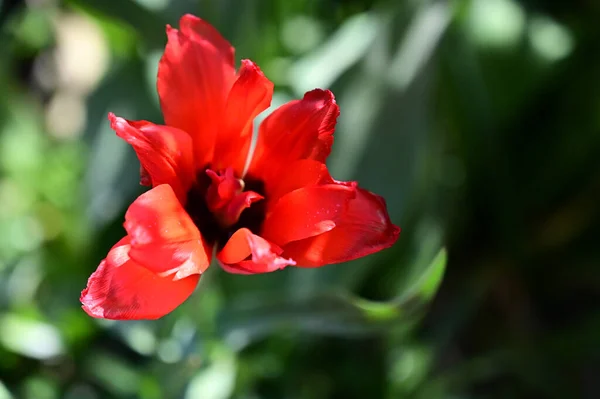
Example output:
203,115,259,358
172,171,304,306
81,14,400,320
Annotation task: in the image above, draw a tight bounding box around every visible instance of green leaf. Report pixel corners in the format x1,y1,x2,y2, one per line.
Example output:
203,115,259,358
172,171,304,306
403,247,447,302
217,247,447,342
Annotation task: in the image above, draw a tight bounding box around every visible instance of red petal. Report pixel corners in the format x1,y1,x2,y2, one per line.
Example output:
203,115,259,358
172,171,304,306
264,159,333,201
213,60,273,175
179,14,234,66
205,168,244,210
217,228,295,274
124,184,211,279
81,237,200,320
109,114,195,204
158,15,236,169
260,184,355,246
282,187,400,267
205,168,264,227
139,165,152,186
247,89,339,179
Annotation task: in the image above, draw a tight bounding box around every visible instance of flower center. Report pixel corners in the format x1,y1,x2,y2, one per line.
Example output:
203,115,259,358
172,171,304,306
185,166,266,247
205,168,263,228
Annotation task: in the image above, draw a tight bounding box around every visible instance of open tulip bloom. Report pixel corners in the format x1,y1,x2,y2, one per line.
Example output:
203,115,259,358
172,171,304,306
81,14,400,320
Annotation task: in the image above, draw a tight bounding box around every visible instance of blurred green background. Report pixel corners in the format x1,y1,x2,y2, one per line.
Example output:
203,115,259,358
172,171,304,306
0,0,599,398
